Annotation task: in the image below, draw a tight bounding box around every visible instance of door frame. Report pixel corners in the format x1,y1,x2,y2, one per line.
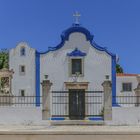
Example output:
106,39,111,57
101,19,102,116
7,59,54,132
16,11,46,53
69,89,85,120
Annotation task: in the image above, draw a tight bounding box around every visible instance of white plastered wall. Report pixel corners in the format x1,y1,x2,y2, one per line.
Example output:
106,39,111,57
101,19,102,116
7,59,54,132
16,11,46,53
9,42,36,96
116,75,138,107
40,32,112,93
116,76,138,96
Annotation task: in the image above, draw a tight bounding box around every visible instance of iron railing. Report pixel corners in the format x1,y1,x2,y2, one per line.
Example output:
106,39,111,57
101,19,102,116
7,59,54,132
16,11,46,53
0,95,42,106
113,95,140,107
52,90,104,118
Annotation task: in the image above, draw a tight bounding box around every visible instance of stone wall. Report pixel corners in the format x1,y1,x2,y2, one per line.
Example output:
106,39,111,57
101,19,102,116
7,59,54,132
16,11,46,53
0,107,49,125
106,106,140,125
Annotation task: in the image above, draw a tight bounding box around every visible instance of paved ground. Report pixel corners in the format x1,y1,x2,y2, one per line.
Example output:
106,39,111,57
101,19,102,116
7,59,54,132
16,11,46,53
0,124,140,134
1,125,140,140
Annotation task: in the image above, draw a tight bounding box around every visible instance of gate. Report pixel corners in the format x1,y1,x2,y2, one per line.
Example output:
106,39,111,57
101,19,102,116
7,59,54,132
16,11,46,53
52,90,104,119
69,89,85,120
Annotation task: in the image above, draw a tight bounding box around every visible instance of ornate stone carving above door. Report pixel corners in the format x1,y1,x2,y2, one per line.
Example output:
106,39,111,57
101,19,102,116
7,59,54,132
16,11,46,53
64,82,89,90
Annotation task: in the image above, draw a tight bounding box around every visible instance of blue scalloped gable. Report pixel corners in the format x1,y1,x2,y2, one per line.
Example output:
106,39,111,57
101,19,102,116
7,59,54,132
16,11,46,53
35,24,117,106
67,48,86,57
61,24,94,41
37,24,115,57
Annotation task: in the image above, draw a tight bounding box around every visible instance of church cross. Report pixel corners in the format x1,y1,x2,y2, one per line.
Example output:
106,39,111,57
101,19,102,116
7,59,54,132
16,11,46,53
73,11,81,24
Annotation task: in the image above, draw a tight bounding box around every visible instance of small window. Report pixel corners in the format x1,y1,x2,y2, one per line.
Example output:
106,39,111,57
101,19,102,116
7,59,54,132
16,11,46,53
44,75,48,79
20,47,25,56
20,90,25,97
21,66,25,72
19,65,25,75
122,83,132,92
71,58,82,75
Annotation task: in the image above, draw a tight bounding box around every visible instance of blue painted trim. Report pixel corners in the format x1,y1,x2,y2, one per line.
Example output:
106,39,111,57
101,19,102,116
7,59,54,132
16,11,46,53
67,48,86,57
112,55,116,105
35,25,116,107
62,25,93,41
88,117,103,121
91,41,115,57
112,104,121,107
35,51,40,107
51,117,65,120
36,25,116,58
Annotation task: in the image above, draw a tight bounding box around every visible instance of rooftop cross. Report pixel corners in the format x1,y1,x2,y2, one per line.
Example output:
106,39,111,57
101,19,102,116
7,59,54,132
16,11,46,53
73,11,81,24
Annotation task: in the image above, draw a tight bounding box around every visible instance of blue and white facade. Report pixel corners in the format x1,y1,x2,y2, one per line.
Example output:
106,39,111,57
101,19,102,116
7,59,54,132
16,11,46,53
9,43,36,97
9,24,116,107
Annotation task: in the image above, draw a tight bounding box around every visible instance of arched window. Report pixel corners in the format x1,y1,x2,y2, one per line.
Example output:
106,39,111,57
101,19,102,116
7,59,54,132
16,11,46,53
20,47,25,56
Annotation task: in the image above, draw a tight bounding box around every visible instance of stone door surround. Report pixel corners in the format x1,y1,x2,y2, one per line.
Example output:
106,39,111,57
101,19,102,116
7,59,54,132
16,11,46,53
64,82,89,90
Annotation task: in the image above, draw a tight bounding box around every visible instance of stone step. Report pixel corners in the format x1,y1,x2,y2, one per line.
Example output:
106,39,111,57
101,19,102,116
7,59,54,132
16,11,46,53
51,120,104,125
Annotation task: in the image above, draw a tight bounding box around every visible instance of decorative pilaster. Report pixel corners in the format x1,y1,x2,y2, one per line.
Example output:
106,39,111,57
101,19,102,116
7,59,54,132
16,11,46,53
102,79,112,121
41,79,52,120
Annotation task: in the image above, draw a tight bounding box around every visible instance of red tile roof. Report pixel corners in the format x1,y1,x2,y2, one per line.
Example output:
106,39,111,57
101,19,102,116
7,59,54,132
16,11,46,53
117,73,138,77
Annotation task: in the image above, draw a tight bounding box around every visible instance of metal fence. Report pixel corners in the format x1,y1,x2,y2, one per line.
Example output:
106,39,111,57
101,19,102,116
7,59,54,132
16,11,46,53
52,90,104,118
0,95,42,106
113,95,140,107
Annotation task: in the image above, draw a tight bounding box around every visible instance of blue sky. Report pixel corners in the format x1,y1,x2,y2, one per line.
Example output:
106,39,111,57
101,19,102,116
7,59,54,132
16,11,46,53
0,0,140,73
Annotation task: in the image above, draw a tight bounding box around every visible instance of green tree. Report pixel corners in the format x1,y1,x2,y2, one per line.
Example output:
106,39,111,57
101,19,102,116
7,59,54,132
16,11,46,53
116,63,123,73
0,49,9,69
